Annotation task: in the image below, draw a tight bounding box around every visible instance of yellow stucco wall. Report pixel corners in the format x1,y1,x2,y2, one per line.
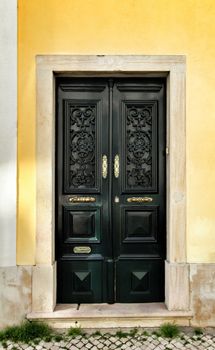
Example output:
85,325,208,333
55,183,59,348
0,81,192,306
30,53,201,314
18,0,215,265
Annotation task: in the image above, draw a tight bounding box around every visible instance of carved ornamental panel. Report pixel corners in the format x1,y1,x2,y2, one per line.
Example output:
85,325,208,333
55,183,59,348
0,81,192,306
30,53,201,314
122,101,158,193
64,101,99,193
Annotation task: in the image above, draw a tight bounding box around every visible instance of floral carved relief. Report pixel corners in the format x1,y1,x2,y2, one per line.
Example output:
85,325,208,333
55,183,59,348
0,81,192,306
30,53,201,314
126,105,153,189
69,105,96,188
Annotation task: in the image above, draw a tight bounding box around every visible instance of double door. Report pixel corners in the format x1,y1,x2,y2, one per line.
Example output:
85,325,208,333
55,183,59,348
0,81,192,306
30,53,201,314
56,78,166,303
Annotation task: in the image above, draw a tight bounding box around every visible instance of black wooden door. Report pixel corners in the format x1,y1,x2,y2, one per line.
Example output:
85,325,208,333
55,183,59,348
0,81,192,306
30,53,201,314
56,78,166,303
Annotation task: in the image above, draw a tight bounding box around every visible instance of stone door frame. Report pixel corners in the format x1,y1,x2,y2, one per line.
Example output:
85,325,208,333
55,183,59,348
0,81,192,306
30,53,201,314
33,55,189,312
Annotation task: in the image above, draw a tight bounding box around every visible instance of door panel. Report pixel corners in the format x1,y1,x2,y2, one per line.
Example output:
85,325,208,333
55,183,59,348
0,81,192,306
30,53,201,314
56,78,166,303
56,79,111,303
112,80,166,302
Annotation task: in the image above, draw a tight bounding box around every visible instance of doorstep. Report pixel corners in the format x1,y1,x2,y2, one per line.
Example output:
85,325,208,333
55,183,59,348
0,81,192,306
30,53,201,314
27,303,193,329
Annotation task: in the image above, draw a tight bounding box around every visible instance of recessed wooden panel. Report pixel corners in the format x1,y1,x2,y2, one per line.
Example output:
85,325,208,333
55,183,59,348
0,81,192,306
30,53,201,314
63,206,101,243
131,271,150,292
57,260,103,303
121,101,158,193
121,206,158,243
72,212,95,236
116,258,164,302
73,271,91,293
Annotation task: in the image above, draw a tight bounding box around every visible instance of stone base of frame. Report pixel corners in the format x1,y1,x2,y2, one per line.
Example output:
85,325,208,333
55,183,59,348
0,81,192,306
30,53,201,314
165,261,190,311
32,262,56,312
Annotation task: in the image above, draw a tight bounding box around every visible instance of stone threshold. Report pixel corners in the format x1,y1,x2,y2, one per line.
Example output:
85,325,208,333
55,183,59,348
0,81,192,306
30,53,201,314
27,303,193,329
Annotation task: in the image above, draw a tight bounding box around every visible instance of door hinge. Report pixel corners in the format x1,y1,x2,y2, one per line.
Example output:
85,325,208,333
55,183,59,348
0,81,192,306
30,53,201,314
166,147,169,155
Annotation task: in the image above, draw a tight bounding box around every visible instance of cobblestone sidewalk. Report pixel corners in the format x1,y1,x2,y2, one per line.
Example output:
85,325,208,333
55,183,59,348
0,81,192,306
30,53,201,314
1,332,215,350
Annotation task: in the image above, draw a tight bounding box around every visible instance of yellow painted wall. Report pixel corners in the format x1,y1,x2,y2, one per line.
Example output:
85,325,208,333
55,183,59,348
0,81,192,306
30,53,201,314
18,0,215,264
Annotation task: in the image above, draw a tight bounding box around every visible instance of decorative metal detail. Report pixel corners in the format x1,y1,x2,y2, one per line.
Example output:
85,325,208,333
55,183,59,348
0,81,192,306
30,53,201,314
127,197,153,203
68,105,96,189
126,105,153,189
73,246,91,254
68,196,96,203
114,154,120,178
102,155,108,179
114,196,120,203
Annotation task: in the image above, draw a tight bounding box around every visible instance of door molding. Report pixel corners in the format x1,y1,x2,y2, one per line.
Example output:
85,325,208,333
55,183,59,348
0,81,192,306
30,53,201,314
33,55,188,312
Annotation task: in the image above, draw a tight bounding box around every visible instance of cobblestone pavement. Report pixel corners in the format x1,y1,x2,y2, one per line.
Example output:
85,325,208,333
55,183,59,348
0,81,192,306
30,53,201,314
1,332,215,350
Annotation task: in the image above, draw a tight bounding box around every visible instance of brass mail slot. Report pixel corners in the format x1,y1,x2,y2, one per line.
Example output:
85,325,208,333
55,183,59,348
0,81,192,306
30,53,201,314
68,196,96,203
73,246,91,254
127,196,153,203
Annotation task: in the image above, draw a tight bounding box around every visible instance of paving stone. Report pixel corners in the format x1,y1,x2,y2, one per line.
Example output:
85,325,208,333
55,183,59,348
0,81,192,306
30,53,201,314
153,340,160,346
58,341,66,347
91,339,100,346
109,337,117,342
157,345,166,350
51,346,59,350
115,340,121,346
118,338,126,344
43,343,52,349
105,339,112,346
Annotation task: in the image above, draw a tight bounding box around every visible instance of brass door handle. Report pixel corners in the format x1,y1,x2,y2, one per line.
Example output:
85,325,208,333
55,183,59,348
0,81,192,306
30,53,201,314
102,155,108,179
127,197,153,203
114,154,119,178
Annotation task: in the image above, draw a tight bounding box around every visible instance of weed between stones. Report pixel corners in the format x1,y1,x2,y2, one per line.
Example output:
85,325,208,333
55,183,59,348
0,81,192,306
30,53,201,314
67,327,85,338
159,323,180,339
194,327,204,336
91,330,101,337
0,321,53,344
152,330,161,337
115,330,128,338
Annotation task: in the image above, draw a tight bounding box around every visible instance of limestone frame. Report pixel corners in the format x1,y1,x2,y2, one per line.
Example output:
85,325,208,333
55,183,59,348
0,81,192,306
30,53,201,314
33,55,189,312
